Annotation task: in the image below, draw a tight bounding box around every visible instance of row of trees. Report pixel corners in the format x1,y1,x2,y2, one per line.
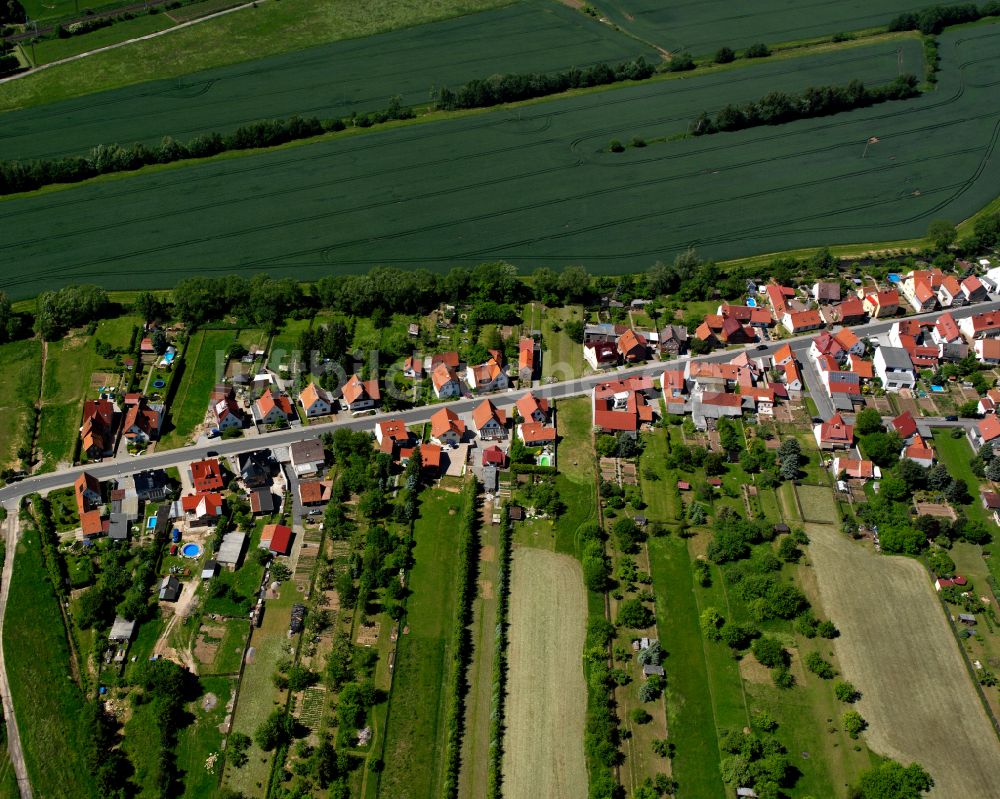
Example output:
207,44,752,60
436,57,655,110
690,74,920,136
888,1,1000,33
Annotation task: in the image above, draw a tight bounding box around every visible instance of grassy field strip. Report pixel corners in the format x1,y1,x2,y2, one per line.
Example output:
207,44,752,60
457,513,499,799
158,329,230,449
805,520,1000,795
3,31,979,297
0,339,42,470
378,487,466,799
647,537,728,796
2,0,654,160
501,548,587,799
600,0,939,55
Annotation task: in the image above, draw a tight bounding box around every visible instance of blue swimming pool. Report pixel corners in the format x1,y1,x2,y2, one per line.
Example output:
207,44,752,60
746,297,757,307
181,543,202,558
152,379,166,389
931,385,946,393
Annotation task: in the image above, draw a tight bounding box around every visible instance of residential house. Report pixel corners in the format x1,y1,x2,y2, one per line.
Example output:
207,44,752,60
960,310,1000,339
617,329,649,362
430,407,466,446
661,368,689,406
516,392,550,423
974,338,1000,365
931,312,963,345
249,488,275,515
696,392,744,427
812,281,841,304
862,289,899,318
431,363,463,399
582,323,620,344
80,398,115,458
810,332,845,363
180,492,224,526
520,421,556,447
902,433,935,467
261,523,292,556
766,284,796,316
832,457,881,480
190,458,224,492
403,354,424,380
255,389,293,425
970,415,1000,452
846,354,874,382
299,383,334,418
375,419,412,453
584,341,619,370
122,397,162,444
814,414,854,449
472,400,507,440
824,370,862,403
238,450,274,488
592,379,655,435
978,388,1000,415
891,411,919,440
132,469,170,502
717,304,774,328
430,351,461,370
402,442,442,475
342,374,381,412
784,361,803,392
695,314,755,346
657,325,688,357
210,384,244,431
773,343,795,366
75,472,105,537
902,270,940,313
299,479,332,507
962,275,989,304
482,445,507,468
466,357,508,393
822,296,867,325
289,439,326,477
873,346,916,391
937,276,965,308
782,309,824,335
518,338,537,382
832,328,865,357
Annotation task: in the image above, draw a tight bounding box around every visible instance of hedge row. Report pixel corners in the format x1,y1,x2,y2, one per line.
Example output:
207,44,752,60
486,504,513,798
509,463,557,475
441,478,481,797
690,74,919,136
437,57,655,111
888,1,1000,33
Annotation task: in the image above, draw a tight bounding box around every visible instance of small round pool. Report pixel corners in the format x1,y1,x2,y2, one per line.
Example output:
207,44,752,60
152,379,166,389
181,543,202,558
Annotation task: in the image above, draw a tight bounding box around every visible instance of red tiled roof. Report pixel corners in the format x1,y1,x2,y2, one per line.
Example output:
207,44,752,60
263,523,292,555
482,445,506,467
516,391,549,419
431,407,465,439
521,421,556,445
818,413,854,444
892,411,918,438
979,415,1000,442
936,312,961,341
190,458,224,492
472,399,505,430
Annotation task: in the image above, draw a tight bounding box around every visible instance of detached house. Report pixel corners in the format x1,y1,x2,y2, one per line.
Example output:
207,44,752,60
516,392,550,423
862,289,899,318
431,363,463,399
210,384,244,431
784,361,803,392
593,380,654,434
814,414,854,449
472,400,507,440
931,312,963,345
823,296,867,325
782,309,824,335
960,310,1000,340
937,276,965,308
299,383,334,418
832,328,865,357
772,344,794,366
971,415,1000,452
617,329,649,362
430,407,466,446
902,269,941,313
466,357,508,393
255,389,293,425
190,458,225,492
75,472,103,533
832,457,881,480
80,398,116,459
584,341,619,369
873,346,915,391
902,433,935,467
403,354,424,380
122,397,162,444
657,325,688,357
962,275,988,303
974,338,1000,365
519,421,556,447
812,281,841,304
289,439,326,477
180,492,224,526
342,374,381,412
518,338,537,383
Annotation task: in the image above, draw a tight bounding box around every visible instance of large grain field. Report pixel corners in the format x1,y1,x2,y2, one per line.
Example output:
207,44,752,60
806,521,1000,796
601,0,943,54
6,28,1000,297
1,1,655,161
502,548,587,799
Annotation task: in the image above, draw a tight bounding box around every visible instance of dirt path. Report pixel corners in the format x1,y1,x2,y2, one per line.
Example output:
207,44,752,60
0,508,33,798
806,521,1000,796
502,548,586,799
152,578,199,672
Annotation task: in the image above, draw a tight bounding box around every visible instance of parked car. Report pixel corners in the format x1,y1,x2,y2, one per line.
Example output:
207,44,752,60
945,415,959,421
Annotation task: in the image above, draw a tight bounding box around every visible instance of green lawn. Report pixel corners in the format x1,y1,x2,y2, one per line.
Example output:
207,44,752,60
539,304,587,381
176,675,236,798
0,338,42,469
378,486,468,799
159,329,233,448
647,537,727,797
27,13,175,65
267,317,311,370
0,0,520,113
122,699,164,797
3,530,98,799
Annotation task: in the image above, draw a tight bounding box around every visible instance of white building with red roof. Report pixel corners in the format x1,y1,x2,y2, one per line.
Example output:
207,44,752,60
960,310,1000,340
592,379,654,434
814,414,854,449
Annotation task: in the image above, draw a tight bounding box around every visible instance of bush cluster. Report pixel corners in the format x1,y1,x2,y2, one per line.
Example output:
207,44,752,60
888,1,1000,34
442,479,481,797
583,616,620,798
437,57,655,110
691,75,919,136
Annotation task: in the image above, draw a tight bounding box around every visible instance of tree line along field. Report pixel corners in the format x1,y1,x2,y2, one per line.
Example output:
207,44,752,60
0,0,521,111
6,31,989,298
599,0,943,54
0,0,656,161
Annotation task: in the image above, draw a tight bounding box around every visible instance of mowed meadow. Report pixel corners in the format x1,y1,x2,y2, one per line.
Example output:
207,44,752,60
11,30,1000,297
0,1,655,161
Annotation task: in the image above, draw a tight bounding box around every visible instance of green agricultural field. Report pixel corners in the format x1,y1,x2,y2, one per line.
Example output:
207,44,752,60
9,31,1000,297
3,532,99,799
378,487,468,799
0,0,531,112
0,338,41,469
3,0,655,159
20,0,122,22
600,0,941,54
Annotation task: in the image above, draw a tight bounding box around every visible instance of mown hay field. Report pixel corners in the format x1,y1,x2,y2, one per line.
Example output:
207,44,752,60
805,521,1000,796
502,548,587,799
5,30,1000,298
1,0,655,161
601,0,943,54
796,483,839,524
